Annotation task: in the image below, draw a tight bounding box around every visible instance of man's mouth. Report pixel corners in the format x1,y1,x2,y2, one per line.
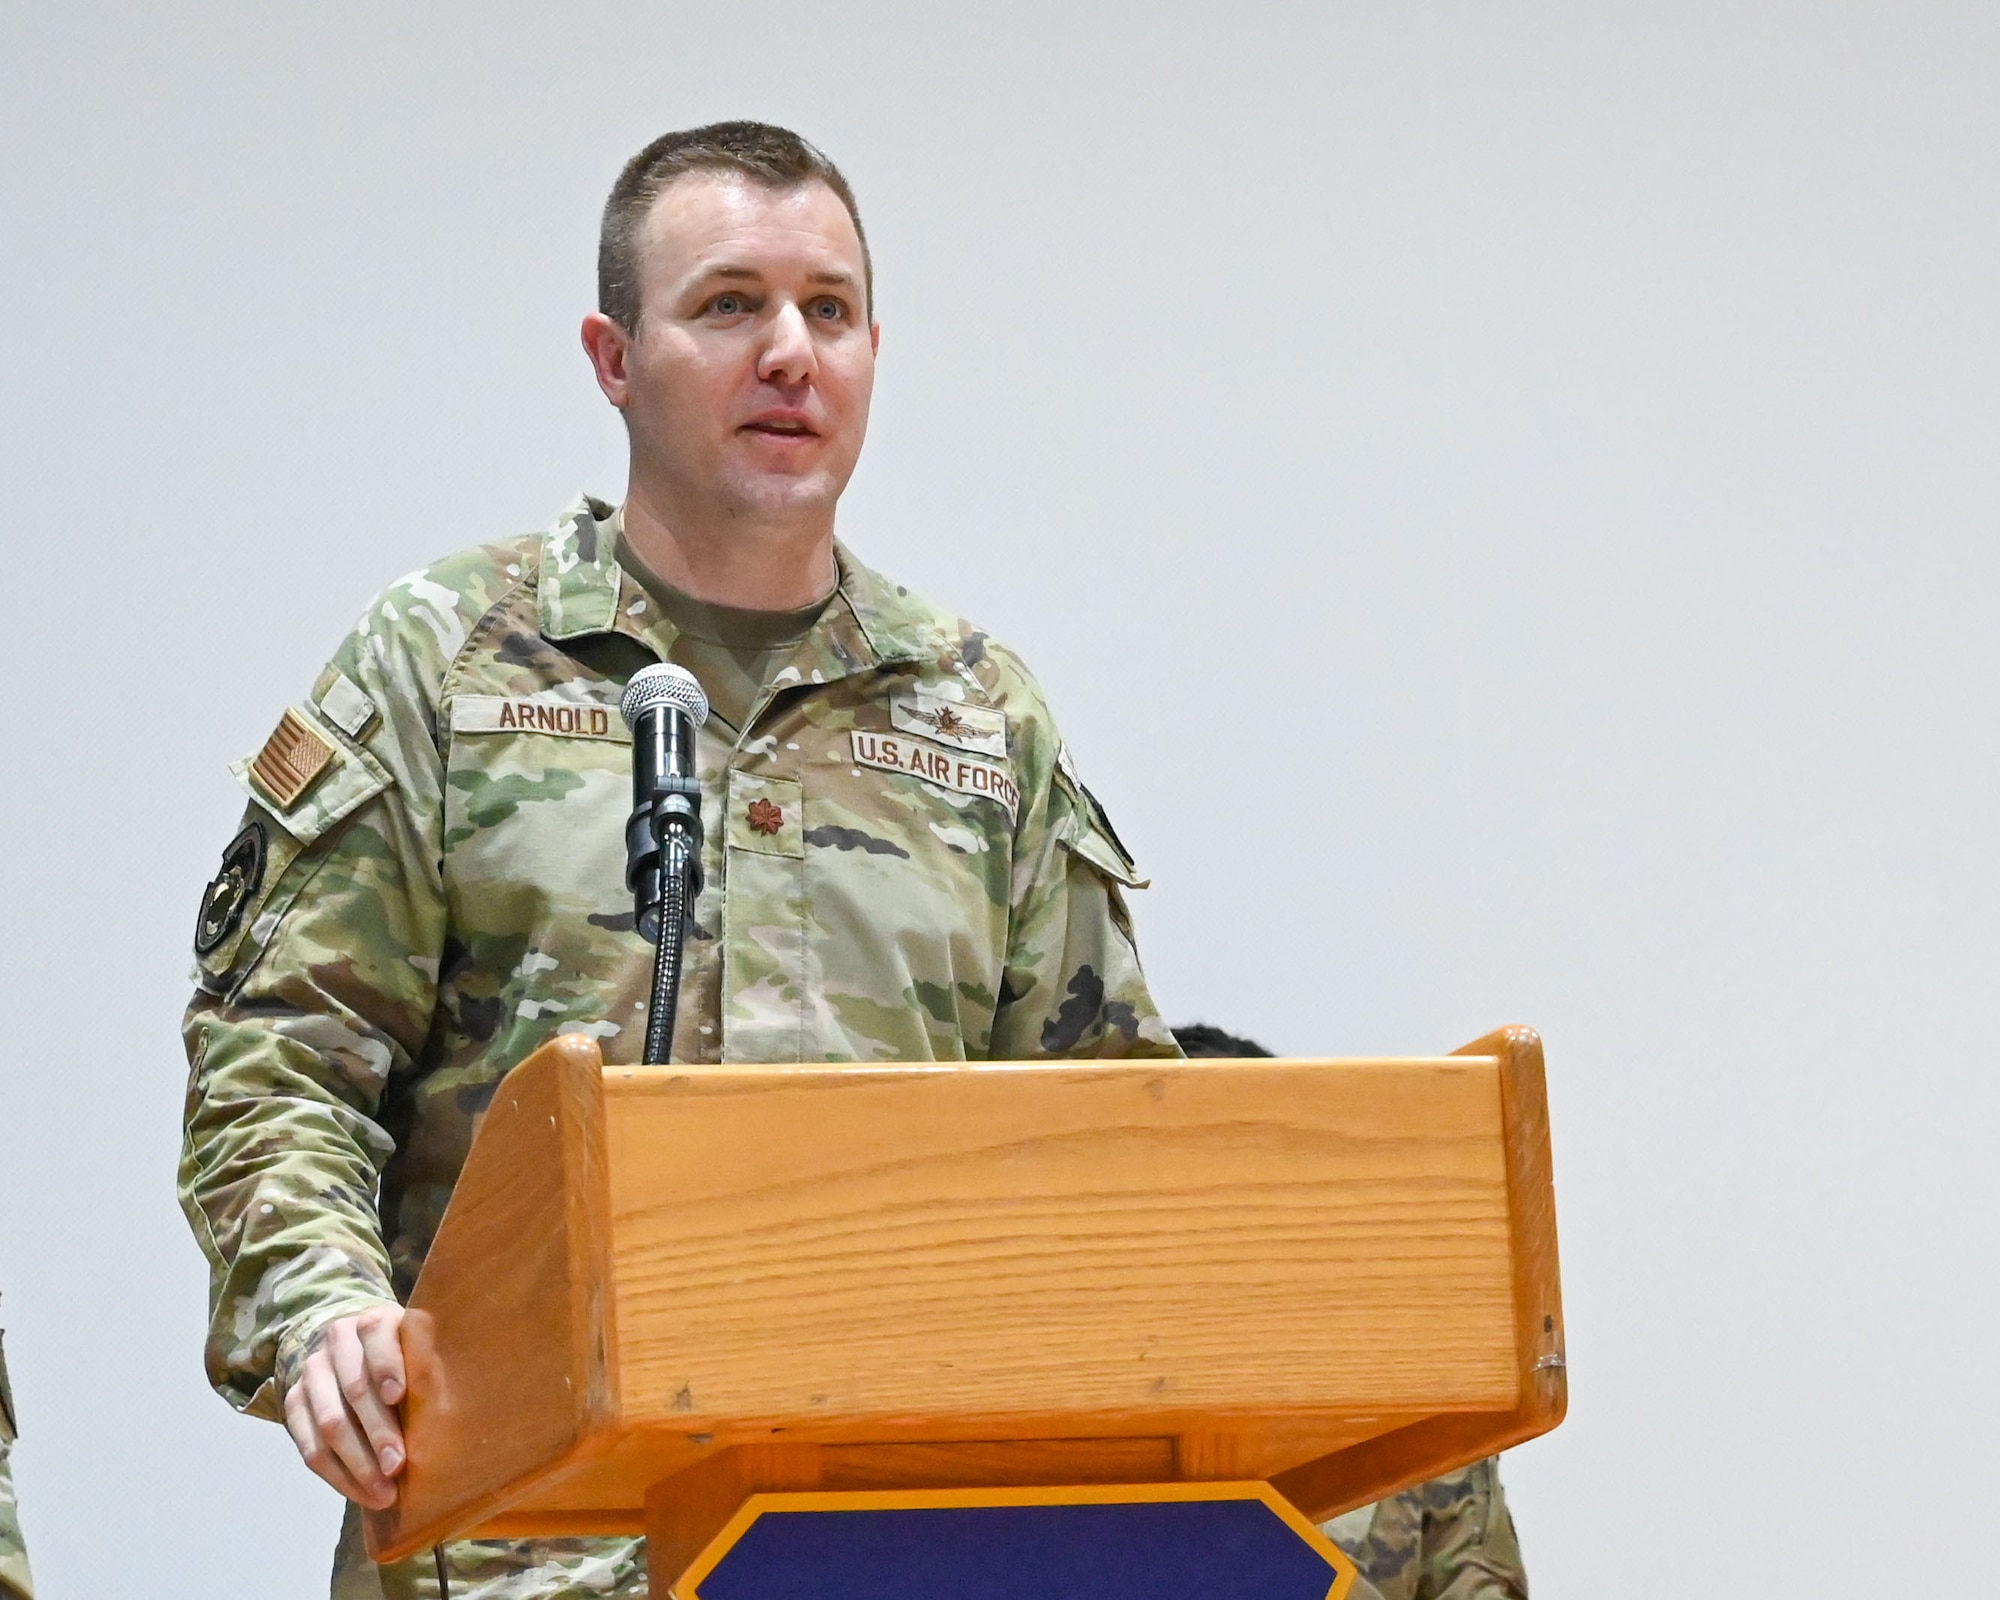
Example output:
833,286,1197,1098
743,416,817,437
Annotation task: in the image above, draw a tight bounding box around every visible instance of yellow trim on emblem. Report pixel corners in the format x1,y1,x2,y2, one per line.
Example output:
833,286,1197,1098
674,1479,1355,1600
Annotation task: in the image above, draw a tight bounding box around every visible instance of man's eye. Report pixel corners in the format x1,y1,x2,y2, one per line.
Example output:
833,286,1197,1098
811,298,845,321
711,293,747,315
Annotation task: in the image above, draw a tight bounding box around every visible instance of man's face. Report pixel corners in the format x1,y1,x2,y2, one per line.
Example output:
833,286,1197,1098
598,173,878,524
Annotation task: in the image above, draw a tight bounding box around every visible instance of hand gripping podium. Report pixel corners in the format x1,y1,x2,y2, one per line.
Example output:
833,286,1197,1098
366,1026,1565,1598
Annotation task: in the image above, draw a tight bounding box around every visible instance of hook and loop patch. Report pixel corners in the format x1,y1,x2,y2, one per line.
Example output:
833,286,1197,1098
194,823,268,956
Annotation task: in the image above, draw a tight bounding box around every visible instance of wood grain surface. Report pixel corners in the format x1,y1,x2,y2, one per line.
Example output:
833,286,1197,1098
372,1034,1563,1558
366,1033,618,1562
1272,1027,1567,1519
603,1055,1516,1426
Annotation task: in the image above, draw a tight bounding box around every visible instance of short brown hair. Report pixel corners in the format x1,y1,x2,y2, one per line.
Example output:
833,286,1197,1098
598,120,872,331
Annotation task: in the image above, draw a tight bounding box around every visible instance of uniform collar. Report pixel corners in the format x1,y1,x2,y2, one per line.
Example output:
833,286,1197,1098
536,493,940,680
536,495,625,639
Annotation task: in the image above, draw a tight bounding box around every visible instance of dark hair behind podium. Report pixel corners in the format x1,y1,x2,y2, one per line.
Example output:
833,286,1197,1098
1171,1024,1274,1059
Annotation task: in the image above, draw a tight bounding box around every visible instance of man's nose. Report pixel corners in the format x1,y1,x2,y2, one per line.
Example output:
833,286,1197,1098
757,301,818,385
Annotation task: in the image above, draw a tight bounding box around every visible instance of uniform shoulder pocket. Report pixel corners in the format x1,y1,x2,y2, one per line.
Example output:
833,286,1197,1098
1054,766,1148,889
193,703,393,989
232,703,393,846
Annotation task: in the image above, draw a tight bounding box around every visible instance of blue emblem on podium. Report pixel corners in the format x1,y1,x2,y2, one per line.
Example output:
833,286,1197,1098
676,1482,1356,1600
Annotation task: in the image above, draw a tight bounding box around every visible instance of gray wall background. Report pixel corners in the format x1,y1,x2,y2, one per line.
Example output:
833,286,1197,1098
3,3,1994,1594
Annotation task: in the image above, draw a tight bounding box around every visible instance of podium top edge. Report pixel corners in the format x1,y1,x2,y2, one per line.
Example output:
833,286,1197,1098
591,1055,1504,1082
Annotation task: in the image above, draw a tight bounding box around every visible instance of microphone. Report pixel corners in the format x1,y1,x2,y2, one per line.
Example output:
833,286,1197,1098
621,663,709,939
620,663,709,1062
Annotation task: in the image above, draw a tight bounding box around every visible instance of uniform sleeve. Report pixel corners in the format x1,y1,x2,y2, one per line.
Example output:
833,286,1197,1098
986,750,1179,1061
178,590,453,1421
1416,1460,1530,1600
0,1315,32,1600
1318,1462,1527,1600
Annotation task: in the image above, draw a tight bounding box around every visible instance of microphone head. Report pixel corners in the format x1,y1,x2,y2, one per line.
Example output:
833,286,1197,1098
621,662,710,729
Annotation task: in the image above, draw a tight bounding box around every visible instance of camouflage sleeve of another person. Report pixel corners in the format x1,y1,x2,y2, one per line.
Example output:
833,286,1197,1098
178,561,479,1420
982,660,1177,1061
1415,1459,1528,1600
1332,1461,1528,1600
0,1312,32,1600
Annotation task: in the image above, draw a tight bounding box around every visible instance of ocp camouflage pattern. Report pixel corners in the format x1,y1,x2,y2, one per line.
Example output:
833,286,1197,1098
1321,1458,1528,1600
330,1506,643,1600
0,1303,33,1600
179,495,1176,1597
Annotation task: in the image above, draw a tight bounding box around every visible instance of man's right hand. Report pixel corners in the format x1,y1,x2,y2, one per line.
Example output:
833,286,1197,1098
281,1303,408,1509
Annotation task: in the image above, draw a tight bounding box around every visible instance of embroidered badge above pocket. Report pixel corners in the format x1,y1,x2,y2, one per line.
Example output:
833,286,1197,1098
890,690,1007,757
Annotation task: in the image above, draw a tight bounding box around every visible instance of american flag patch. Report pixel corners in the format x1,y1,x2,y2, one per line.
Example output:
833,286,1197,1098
248,708,336,810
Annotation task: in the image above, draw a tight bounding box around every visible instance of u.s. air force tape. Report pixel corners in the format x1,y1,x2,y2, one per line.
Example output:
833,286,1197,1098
850,731,1019,819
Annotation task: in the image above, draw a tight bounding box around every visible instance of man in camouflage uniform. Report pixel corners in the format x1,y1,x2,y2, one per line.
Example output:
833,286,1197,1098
0,1295,31,1600
1173,1026,1530,1600
180,122,1173,1598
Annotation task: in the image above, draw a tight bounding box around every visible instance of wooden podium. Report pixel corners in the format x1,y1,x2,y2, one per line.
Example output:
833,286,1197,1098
366,1026,1565,1596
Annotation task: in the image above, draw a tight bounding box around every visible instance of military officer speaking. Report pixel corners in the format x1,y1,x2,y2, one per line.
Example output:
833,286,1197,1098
179,122,1176,1598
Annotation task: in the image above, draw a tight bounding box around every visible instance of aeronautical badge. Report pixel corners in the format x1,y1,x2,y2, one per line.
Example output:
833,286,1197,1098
194,822,268,955
248,707,336,810
890,690,1007,757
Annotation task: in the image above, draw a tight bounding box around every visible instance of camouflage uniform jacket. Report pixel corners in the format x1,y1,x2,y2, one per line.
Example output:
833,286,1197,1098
179,495,1174,1596
1322,1459,1528,1600
0,1301,30,1600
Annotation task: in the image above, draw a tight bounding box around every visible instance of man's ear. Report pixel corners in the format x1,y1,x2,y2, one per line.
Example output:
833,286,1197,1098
581,312,633,408
870,321,881,356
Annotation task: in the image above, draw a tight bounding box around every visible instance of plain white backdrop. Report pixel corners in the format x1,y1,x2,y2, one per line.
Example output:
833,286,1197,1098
2,3,1995,1594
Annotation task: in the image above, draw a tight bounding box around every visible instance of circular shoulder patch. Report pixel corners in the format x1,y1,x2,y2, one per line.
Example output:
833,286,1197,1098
194,823,268,956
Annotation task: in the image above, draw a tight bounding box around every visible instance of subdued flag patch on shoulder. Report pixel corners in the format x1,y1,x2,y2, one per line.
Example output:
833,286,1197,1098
249,708,336,810
851,730,1019,819
450,694,628,740
891,690,1007,757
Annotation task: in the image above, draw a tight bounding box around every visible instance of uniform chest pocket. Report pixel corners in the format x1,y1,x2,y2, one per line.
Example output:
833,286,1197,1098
442,694,633,868
797,755,1014,964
